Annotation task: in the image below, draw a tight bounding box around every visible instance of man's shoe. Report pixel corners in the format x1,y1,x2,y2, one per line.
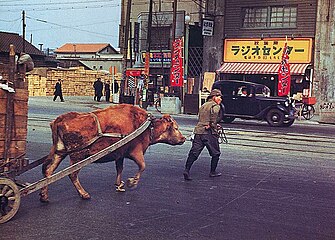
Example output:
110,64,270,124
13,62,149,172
183,170,192,181
209,172,222,177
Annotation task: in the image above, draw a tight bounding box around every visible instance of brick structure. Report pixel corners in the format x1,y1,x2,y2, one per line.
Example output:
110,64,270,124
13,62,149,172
27,67,122,96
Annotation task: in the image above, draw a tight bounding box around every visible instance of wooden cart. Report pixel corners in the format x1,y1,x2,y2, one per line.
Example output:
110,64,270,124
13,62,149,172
0,45,152,224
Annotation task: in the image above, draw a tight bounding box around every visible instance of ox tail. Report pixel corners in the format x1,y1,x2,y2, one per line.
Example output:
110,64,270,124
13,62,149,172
42,120,65,176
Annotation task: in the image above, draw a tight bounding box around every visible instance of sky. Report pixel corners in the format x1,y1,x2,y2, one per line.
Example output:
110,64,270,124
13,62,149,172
0,0,121,50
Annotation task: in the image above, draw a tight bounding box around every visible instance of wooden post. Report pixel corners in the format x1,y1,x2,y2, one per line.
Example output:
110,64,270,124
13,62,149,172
3,45,16,165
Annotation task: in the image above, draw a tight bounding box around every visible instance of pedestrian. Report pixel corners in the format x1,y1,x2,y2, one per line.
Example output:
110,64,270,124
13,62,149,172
183,89,224,181
53,79,64,102
93,78,103,102
113,81,119,94
105,80,111,102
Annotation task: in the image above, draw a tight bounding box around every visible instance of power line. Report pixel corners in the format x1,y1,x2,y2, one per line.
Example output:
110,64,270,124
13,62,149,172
0,0,118,7
26,15,116,38
1,3,120,12
0,17,21,22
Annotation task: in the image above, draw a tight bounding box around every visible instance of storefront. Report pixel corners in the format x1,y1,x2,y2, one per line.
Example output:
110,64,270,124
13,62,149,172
217,38,313,97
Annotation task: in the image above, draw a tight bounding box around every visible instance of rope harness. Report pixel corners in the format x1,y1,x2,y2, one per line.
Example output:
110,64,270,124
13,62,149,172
58,113,155,154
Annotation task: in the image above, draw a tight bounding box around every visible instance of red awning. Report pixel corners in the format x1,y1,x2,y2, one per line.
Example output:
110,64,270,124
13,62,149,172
217,62,310,75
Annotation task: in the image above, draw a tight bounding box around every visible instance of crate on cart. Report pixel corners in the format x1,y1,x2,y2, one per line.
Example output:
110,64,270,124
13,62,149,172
0,89,29,173
302,96,316,105
0,45,29,175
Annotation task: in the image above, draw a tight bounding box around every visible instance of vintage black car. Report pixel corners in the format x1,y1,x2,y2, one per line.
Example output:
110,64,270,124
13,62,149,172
212,80,295,127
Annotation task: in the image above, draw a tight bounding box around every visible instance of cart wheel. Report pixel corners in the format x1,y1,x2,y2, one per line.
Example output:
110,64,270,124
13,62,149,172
0,178,21,224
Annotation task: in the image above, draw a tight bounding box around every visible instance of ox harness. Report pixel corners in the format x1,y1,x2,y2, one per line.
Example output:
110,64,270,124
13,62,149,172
57,113,155,154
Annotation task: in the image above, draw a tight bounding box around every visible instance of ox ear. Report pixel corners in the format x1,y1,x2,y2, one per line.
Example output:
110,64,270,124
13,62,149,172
162,114,173,122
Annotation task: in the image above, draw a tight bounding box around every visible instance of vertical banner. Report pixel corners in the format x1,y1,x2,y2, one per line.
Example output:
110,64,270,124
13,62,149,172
170,37,184,87
144,51,150,91
278,42,291,96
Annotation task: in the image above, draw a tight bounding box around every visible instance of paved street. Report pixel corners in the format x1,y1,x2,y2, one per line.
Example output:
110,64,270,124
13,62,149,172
1,97,335,240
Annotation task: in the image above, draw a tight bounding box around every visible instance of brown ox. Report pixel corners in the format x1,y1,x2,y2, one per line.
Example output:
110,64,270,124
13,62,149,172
40,104,185,202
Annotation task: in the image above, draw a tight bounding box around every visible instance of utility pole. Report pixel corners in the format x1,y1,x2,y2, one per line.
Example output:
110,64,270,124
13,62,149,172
143,0,153,108
171,0,177,50
22,10,26,53
120,0,132,101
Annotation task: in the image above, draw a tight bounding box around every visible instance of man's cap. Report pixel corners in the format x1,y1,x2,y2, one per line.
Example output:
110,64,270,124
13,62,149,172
209,89,223,97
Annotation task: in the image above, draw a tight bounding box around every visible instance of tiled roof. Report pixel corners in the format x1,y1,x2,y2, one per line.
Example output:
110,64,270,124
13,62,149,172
0,31,44,56
55,43,117,53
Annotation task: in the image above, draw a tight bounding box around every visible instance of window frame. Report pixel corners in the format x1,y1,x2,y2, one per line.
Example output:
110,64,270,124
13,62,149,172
242,5,297,29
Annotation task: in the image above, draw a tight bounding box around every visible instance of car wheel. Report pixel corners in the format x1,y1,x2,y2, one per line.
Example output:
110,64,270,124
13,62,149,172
222,116,235,123
266,109,285,127
282,119,295,127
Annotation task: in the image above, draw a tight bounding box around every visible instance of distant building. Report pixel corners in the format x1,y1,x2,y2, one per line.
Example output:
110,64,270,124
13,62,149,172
54,43,122,72
0,31,57,67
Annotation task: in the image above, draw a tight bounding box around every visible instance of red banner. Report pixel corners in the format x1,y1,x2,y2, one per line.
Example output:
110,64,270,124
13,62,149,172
126,69,144,77
277,42,291,96
170,38,184,87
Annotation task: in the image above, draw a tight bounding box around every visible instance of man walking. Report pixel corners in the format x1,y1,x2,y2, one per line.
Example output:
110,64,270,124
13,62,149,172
183,89,223,181
105,80,111,102
53,79,64,102
93,78,103,102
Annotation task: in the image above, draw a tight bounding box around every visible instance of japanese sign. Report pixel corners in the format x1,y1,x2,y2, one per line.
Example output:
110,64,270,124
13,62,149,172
141,51,171,65
170,38,184,87
224,38,312,63
202,19,214,36
278,42,291,96
126,69,144,77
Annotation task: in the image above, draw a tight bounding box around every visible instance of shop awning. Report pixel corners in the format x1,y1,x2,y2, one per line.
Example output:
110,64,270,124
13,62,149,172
217,62,310,75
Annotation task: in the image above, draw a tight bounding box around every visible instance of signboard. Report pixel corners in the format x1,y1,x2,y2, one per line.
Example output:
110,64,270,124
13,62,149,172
203,72,216,91
170,38,184,87
224,38,312,63
202,19,214,36
126,69,144,77
141,51,171,65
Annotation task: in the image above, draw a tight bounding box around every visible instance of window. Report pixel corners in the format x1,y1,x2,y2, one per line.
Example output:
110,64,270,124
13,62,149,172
242,6,297,29
242,7,267,28
151,26,171,50
270,6,297,28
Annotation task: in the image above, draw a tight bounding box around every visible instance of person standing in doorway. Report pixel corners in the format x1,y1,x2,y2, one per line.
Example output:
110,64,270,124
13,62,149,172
105,80,111,102
93,78,103,102
53,79,64,102
183,89,223,181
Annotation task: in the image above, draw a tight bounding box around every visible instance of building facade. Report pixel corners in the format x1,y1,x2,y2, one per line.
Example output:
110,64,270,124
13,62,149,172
203,0,335,123
54,43,122,72
119,0,205,101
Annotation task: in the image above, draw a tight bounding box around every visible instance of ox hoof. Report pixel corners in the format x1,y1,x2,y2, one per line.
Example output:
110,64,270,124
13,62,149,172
127,178,138,189
115,181,126,192
39,196,49,203
80,193,91,200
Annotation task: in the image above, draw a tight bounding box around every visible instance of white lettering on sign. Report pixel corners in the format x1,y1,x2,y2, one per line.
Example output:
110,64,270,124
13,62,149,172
202,19,214,36
320,102,335,112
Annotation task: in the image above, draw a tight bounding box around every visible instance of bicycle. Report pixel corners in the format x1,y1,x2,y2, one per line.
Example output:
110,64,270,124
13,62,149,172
293,98,316,120
154,96,161,113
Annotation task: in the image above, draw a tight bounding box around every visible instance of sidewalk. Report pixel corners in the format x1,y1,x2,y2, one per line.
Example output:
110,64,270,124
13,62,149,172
28,96,320,125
